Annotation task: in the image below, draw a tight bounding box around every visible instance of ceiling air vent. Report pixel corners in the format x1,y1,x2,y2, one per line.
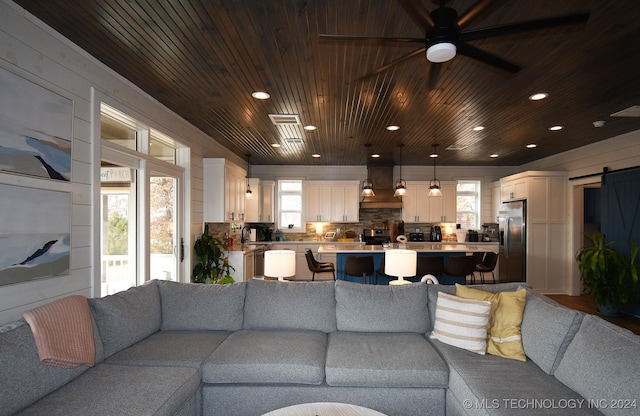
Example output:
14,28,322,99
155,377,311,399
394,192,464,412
269,114,301,125
284,138,303,144
610,105,640,117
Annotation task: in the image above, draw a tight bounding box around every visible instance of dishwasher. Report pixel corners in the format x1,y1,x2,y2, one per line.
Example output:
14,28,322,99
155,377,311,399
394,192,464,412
254,246,265,276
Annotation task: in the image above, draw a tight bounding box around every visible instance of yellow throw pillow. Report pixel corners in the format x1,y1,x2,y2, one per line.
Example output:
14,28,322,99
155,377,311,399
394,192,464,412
455,284,527,361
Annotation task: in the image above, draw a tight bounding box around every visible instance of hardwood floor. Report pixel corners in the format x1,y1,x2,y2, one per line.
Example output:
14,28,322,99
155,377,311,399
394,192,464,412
547,294,640,335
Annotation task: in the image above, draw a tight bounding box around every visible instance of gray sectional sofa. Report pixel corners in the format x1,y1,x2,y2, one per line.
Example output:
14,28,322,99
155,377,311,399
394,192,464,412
1,279,639,416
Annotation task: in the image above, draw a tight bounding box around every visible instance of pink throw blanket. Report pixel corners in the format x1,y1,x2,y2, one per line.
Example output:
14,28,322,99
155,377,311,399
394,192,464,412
23,295,96,368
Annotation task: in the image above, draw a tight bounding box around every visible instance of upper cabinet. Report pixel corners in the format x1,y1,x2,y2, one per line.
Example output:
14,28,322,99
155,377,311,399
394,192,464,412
402,181,456,223
203,158,247,222
500,177,528,202
305,180,360,222
261,180,275,223
244,178,262,223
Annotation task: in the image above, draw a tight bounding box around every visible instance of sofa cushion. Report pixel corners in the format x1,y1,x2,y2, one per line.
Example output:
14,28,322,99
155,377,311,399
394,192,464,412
520,288,584,375
326,332,448,388
106,330,229,369
89,280,161,358
431,338,601,416
0,319,103,416
158,280,245,331
16,363,200,416
456,285,527,361
335,280,429,333
555,314,640,416
202,329,327,385
430,292,491,355
244,279,336,332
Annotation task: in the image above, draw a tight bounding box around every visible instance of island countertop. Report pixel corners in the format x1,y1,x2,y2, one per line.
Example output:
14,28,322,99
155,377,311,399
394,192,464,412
318,243,498,254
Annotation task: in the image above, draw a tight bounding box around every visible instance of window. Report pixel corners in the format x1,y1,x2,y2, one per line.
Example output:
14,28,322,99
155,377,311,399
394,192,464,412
277,179,303,231
457,180,481,230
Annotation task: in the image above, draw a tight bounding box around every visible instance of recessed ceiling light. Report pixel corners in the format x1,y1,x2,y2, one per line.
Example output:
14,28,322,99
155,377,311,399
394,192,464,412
429,153,438,158
371,153,380,158
526,144,537,148
304,125,317,131
490,154,499,158
386,125,400,131
312,153,321,158
593,120,606,127
251,91,270,100
473,126,485,131
549,125,563,131
271,143,281,148
529,92,548,101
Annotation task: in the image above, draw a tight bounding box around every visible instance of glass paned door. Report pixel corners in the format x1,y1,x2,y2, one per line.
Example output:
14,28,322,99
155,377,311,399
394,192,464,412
149,173,178,281
100,164,137,295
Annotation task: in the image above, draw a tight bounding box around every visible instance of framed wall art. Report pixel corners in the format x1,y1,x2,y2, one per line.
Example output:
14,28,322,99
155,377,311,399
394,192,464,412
0,68,72,181
0,184,71,286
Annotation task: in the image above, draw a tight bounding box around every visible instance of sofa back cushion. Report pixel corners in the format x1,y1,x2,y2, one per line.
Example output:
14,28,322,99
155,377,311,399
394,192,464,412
335,280,428,333
555,314,640,416
520,288,583,374
89,280,161,358
0,318,102,415
244,279,336,332
158,280,245,330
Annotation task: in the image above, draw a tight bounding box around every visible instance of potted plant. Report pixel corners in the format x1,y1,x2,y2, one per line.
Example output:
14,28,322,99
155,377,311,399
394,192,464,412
575,233,631,316
192,224,234,284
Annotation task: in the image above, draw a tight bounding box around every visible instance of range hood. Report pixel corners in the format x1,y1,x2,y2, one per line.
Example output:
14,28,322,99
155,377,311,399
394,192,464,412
360,164,402,209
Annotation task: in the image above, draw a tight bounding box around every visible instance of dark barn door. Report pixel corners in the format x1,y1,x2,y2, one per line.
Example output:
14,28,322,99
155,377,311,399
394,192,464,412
601,168,640,315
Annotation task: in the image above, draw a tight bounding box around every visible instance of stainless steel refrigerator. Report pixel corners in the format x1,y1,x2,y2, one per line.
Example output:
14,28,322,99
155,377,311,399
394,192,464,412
498,200,526,282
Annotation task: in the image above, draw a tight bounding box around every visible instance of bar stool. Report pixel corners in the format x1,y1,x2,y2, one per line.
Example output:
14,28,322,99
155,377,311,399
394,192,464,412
417,256,445,279
470,252,486,284
474,252,499,283
344,255,375,284
305,250,335,281
444,255,477,284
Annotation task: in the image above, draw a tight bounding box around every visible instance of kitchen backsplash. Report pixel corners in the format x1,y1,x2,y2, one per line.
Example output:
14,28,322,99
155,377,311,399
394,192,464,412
204,208,460,242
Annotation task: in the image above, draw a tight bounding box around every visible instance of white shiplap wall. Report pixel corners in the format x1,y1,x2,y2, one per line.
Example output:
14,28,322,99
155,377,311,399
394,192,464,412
0,0,240,324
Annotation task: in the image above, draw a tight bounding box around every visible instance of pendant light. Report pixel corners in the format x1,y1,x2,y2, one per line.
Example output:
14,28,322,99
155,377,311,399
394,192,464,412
428,144,442,197
393,144,407,197
245,154,253,198
361,143,375,197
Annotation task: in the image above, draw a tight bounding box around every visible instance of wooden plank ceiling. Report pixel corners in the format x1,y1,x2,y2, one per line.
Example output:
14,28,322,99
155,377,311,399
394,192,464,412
14,0,640,166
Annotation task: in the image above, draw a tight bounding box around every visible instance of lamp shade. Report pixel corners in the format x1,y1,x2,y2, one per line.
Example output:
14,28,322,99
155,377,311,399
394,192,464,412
384,249,417,278
264,250,296,280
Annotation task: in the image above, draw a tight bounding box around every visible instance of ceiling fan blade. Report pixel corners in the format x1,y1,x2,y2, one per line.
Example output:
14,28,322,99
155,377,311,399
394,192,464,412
397,0,435,31
458,0,507,28
460,12,590,42
355,48,425,81
428,63,441,91
457,42,521,73
319,34,425,44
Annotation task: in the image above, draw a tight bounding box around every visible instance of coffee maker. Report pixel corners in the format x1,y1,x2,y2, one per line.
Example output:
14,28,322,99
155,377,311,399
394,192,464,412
430,226,442,242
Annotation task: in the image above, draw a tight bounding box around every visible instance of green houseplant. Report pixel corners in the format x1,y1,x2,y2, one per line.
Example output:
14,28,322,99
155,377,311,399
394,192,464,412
192,224,234,284
575,233,635,316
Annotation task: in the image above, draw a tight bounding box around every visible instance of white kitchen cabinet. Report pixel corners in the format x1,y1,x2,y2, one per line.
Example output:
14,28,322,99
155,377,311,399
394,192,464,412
499,171,568,293
428,181,457,222
331,181,360,222
402,182,430,223
500,177,528,202
244,178,262,222
203,158,247,222
261,180,275,222
226,246,264,282
305,181,359,223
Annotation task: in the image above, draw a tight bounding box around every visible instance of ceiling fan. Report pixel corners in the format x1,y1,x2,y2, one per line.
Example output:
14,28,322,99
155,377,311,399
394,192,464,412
319,0,590,88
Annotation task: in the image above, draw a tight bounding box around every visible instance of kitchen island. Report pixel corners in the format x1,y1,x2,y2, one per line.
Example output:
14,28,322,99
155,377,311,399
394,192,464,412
318,243,498,285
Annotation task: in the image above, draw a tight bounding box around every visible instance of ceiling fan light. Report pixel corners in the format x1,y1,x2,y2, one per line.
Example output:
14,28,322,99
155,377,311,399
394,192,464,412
426,42,456,63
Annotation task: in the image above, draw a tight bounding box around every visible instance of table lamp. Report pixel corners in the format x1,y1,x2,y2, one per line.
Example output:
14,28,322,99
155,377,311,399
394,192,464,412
384,249,417,285
264,250,296,281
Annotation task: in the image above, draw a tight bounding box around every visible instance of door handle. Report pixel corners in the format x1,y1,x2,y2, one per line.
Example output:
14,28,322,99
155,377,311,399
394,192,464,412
180,238,184,262
505,216,511,259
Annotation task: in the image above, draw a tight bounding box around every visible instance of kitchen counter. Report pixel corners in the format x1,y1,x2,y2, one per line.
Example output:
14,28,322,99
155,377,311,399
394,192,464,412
226,243,270,253
318,243,498,253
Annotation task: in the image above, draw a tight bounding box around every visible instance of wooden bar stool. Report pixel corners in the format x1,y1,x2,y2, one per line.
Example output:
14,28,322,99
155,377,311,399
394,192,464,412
344,255,375,284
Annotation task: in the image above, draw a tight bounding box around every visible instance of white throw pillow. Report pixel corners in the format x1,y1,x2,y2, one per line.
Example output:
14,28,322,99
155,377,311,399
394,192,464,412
430,291,491,355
